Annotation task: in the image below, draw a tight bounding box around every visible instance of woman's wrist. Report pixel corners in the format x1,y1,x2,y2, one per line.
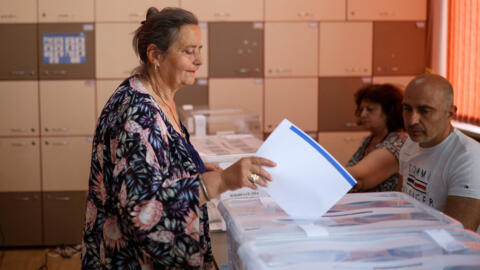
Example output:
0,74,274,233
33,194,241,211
200,171,227,200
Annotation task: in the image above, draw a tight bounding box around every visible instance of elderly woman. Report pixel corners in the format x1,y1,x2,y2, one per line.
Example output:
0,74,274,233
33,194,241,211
346,84,407,192
81,7,275,269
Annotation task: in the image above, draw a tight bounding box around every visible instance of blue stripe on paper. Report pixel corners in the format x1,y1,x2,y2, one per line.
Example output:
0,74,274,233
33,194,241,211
289,125,356,187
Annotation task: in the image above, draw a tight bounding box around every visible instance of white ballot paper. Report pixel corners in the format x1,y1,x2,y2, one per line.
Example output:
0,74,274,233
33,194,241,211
257,119,356,220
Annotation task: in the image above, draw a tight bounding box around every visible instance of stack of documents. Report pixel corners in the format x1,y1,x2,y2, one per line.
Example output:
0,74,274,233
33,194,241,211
238,228,480,270
190,134,263,169
219,192,462,270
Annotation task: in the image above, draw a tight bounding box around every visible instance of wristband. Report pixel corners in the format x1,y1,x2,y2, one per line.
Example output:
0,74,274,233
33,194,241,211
199,176,210,201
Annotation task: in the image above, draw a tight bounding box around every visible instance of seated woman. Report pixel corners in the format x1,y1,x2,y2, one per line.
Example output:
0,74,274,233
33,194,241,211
346,84,407,192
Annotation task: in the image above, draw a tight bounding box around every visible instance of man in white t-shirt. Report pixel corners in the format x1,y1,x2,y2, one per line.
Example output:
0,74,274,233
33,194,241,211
399,74,480,231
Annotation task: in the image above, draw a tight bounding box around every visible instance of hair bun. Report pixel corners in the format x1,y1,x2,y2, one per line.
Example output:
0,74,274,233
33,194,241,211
146,7,160,20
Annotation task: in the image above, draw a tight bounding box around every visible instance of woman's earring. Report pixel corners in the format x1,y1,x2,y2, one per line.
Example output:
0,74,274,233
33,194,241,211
155,64,159,72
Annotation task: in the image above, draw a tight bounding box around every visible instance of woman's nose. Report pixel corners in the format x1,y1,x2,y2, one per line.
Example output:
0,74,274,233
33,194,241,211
194,52,203,66
360,108,367,117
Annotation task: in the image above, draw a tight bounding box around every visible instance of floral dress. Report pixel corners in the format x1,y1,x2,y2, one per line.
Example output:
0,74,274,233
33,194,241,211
81,76,215,269
347,132,407,192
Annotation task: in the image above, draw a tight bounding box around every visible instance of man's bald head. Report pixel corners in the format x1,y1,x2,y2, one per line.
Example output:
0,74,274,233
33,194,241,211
405,74,454,109
402,74,456,147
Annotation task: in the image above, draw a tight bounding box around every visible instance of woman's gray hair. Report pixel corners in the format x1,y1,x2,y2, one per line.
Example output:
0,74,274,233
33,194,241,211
132,7,198,79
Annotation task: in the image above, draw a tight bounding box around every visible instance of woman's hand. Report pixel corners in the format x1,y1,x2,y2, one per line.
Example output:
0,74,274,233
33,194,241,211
199,157,276,205
221,156,276,191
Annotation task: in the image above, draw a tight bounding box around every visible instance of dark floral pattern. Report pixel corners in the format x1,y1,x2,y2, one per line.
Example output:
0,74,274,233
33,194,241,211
347,132,407,192
81,76,214,269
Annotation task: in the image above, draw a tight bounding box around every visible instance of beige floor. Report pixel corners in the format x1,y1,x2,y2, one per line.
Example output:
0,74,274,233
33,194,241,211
0,248,81,270
0,232,228,270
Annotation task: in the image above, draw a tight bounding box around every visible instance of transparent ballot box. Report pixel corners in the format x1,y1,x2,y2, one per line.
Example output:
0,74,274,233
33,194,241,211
190,133,266,231
218,192,462,269
179,105,261,138
238,228,480,270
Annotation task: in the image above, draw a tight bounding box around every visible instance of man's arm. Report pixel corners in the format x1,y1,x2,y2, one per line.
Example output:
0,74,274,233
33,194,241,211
443,147,480,231
444,195,480,231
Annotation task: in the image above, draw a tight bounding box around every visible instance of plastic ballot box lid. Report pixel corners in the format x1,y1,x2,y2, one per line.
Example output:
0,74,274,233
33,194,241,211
238,228,480,270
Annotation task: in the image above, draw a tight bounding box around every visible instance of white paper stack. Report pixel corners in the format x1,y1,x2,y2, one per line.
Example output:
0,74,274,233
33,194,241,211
238,228,480,270
218,192,463,270
191,133,263,169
